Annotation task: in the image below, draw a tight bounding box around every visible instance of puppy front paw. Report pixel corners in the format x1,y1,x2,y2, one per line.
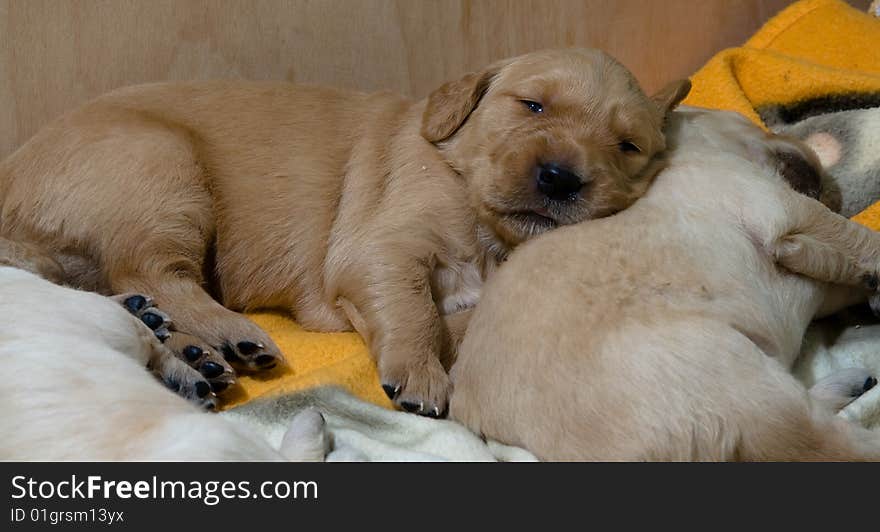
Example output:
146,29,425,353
380,356,450,418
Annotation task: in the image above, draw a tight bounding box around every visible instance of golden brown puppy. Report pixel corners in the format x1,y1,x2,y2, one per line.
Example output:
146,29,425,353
449,107,880,459
0,49,688,414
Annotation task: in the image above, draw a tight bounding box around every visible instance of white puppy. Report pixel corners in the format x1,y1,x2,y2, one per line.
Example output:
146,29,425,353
450,107,880,461
0,265,326,460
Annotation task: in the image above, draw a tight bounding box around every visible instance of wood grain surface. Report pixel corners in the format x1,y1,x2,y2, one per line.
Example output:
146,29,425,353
1,0,864,158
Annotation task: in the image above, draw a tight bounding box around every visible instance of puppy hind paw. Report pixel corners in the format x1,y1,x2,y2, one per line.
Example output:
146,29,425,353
111,293,172,341
220,338,285,372
164,332,237,394
151,349,218,410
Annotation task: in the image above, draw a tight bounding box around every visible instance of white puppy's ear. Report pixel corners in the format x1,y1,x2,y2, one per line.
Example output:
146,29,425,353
421,60,508,143
769,136,842,212
651,79,692,117
802,131,843,169
774,144,823,200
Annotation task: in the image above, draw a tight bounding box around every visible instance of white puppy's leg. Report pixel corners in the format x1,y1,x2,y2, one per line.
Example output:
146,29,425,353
809,368,877,413
773,195,880,288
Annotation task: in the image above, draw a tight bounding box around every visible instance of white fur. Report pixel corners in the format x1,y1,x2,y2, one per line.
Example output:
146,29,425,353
0,266,325,461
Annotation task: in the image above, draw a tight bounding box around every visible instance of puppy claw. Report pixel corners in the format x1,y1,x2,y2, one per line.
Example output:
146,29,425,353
154,327,172,342
382,356,450,418
237,341,264,355
381,384,400,400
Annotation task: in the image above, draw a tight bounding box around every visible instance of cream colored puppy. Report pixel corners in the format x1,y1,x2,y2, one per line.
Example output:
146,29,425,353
0,265,327,461
450,107,880,461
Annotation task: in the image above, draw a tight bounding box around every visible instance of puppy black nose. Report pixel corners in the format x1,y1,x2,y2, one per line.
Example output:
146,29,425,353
536,164,583,201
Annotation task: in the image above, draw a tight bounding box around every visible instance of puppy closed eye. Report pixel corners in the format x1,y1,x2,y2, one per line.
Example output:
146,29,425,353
520,100,544,114
618,140,641,154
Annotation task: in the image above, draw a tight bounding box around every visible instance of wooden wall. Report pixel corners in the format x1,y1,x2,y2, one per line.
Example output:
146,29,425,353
0,0,864,158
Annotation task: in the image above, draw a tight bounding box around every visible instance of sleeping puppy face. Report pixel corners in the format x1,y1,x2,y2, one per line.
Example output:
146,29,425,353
421,48,690,256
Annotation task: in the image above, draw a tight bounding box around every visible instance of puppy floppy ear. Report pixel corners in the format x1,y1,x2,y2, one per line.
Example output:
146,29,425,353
421,62,505,143
651,79,692,116
770,136,842,212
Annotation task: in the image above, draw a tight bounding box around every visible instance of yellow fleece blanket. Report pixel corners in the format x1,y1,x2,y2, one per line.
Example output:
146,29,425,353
682,0,880,222
227,0,880,411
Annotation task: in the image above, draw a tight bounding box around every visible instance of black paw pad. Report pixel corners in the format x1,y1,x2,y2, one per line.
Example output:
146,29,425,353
123,295,148,314
200,361,225,379
400,401,422,413
237,341,263,356
140,312,164,330
194,381,211,398
255,354,276,368
183,345,203,362
864,377,878,393
221,343,237,362
382,384,399,400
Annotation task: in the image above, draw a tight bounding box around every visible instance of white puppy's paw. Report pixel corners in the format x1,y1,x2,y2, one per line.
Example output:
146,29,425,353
280,408,329,461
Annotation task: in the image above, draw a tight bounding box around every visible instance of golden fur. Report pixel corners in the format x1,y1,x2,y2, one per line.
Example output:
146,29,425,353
0,49,687,414
449,107,880,460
